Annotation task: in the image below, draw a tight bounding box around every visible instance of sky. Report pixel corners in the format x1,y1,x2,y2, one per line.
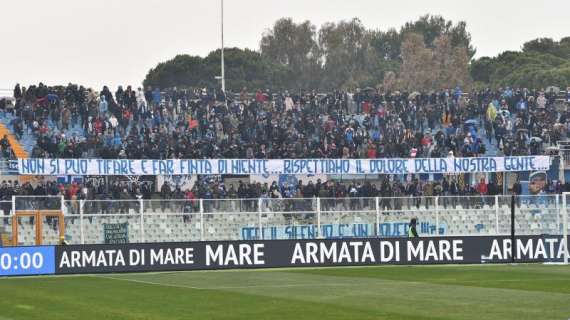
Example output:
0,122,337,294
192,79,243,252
1,0,569,92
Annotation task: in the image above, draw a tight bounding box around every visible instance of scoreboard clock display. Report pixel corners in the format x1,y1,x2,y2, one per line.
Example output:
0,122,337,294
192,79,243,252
0,246,55,276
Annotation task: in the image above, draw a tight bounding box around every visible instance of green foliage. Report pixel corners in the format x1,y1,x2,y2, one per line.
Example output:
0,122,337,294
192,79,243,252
471,37,570,88
318,18,380,89
143,48,288,91
144,14,475,91
260,18,321,88
470,57,494,83
144,55,205,89
371,14,476,61
203,48,290,91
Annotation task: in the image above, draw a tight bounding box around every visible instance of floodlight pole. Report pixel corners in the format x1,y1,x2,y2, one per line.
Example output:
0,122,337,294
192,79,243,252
220,0,225,94
562,195,570,264
560,144,569,264
561,152,564,263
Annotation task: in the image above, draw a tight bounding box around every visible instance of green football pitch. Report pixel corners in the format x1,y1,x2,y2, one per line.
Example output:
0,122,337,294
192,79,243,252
1,264,569,320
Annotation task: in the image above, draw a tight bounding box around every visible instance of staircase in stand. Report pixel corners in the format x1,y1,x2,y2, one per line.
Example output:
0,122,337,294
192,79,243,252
0,122,31,182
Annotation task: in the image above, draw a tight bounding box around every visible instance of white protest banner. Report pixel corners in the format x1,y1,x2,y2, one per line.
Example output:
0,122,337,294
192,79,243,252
17,156,550,176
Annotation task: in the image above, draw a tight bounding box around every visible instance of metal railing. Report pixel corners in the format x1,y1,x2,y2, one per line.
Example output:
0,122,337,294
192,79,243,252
1,194,568,246
0,160,18,174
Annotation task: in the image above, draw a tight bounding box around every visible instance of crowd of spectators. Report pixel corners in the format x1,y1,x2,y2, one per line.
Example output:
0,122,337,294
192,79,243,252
1,174,566,221
1,83,568,162
0,83,568,214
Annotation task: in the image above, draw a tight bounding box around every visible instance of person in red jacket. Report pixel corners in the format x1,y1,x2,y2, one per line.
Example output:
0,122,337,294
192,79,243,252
367,143,377,158
476,178,488,206
183,189,196,223
255,90,266,103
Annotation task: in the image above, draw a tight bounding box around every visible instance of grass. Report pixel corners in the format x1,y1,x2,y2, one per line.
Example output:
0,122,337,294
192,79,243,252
0,264,569,320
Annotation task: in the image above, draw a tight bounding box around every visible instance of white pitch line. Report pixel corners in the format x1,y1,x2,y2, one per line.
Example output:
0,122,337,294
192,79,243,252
96,275,355,290
197,283,355,290
86,263,538,277
1,262,567,280
97,275,570,292
94,275,204,290
458,279,570,283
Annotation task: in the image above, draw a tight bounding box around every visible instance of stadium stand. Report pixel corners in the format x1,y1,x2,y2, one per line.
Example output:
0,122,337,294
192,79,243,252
1,84,567,162
0,84,568,201
0,84,568,246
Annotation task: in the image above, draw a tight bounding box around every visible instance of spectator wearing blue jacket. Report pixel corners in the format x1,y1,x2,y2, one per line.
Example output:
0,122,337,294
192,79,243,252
113,133,122,147
516,98,527,112
453,86,462,102
152,88,161,106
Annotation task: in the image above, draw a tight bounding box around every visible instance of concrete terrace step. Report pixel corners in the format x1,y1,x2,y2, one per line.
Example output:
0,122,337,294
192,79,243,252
0,115,34,182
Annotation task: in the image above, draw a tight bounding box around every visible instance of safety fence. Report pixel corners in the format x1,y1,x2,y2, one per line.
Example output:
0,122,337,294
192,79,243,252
0,194,568,247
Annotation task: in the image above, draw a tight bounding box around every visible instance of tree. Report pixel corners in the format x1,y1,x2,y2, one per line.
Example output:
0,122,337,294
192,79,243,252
401,15,476,58
371,14,476,61
470,36,570,88
260,18,321,88
203,48,289,91
470,56,494,83
397,33,471,90
522,38,558,54
560,37,570,59
449,46,471,88
399,33,436,90
144,55,206,89
318,18,367,88
143,48,288,91
433,35,454,86
382,71,397,91
370,28,402,61
144,15,477,91
432,35,471,88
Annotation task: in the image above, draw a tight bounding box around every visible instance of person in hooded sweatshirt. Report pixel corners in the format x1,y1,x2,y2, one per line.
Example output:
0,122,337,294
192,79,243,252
408,218,419,238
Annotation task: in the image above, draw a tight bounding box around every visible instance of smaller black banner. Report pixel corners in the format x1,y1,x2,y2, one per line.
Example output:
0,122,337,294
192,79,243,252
104,223,129,244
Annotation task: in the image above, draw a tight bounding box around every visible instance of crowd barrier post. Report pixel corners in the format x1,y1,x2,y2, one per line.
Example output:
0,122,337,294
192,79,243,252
199,199,204,241
495,195,500,235
11,195,15,220
139,198,144,243
316,198,321,239
510,195,516,263
60,195,65,243
375,197,380,237
563,193,569,265
79,200,85,244
556,194,561,233
435,196,439,236
258,198,263,240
